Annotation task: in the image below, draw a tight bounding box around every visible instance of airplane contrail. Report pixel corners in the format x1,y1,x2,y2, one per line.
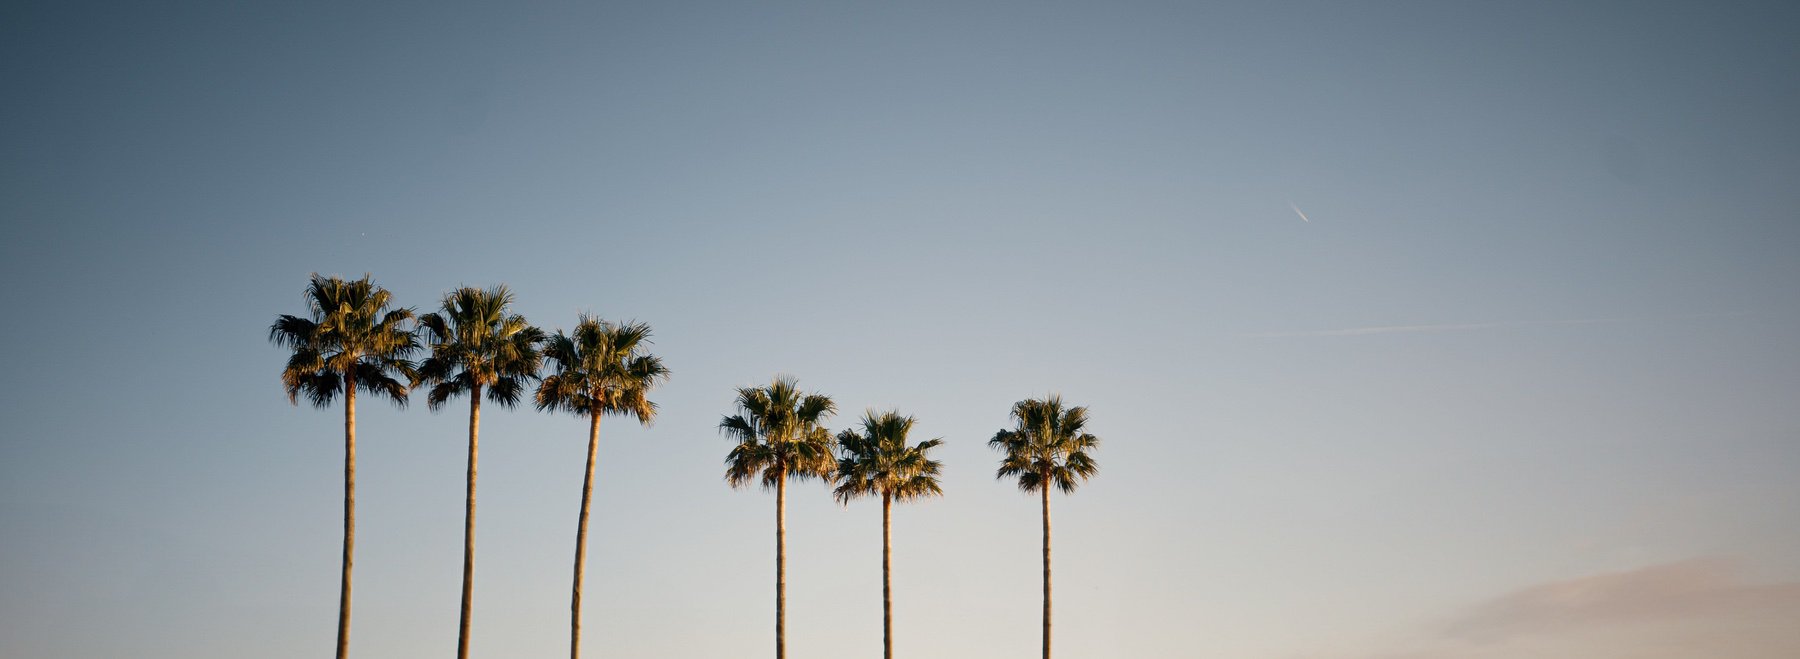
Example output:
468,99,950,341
1290,202,1310,223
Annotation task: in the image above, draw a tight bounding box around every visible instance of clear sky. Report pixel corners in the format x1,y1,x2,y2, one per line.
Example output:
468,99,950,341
3,1,1798,657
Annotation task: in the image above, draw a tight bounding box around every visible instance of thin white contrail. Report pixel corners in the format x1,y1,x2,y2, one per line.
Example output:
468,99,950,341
1289,202,1310,223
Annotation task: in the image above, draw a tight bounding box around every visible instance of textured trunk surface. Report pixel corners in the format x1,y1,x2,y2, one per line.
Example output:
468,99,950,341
775,465,787,659
882,492,893,659
338,378,356,659
570,412,601,659
1042,484,1052,659
458,388,481,659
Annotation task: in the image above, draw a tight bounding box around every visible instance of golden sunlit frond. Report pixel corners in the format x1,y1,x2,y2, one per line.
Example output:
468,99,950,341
270,273,418,409
990,396,1102,495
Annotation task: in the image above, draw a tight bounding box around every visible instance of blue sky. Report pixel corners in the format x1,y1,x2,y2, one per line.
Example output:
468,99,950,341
3,2,1798,657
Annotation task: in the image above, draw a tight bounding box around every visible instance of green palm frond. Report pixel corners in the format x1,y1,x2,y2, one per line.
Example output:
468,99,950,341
724,435,774,488
269,315,319,350
270,273,419,409
485,376,529,408
427,374,472,410
721,376,838,491
534,315,670,423
414,285,544,411
353,361,412,404
833,409,946,505
720,414,761,444
989,395,1102,494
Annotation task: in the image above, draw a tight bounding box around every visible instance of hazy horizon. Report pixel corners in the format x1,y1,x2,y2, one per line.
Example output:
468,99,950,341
4,1,1798,657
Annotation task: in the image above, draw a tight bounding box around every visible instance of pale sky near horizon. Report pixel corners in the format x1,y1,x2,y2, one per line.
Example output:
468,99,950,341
3,1,1799,657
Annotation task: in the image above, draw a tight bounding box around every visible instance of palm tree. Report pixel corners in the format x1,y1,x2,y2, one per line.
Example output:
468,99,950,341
414,285,545,659
535,316,669,659
989,396,1100,659
269,273,418,659
833,410,944,659
720,377,837,659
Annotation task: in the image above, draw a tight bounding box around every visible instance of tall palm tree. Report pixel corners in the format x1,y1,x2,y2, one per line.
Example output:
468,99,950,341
989,396,1100,659
414,285,544,659
720,377,837,659
833,411,944,659
269,273,418,659
535,316,669,659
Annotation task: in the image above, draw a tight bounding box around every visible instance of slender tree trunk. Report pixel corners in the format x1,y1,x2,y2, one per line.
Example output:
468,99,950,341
458,386,481,659
570,412,601,659
1041,484,1052,659
338,376,356,659
882,492,893,659
775,463,788,659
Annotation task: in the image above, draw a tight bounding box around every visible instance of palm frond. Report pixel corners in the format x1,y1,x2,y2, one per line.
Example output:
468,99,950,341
720,377,836,491
354,363,411,406
989,396,1102,494
268,315,318,349
535,315,669,427
725,440,776,489
834,409,945,505
427,375,471,411
486,376,529,409
413,284,543,415
271,274,417,410
720,415,759,444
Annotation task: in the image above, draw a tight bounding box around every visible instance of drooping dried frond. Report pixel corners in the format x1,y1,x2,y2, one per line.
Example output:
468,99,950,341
989,395,1102,494
720,376,838,491
534,315,670,424
834,409,945,505
270,273,419,409
413,285,545,411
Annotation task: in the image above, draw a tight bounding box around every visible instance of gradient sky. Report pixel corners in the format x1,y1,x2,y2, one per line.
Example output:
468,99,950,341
3,1,1799,657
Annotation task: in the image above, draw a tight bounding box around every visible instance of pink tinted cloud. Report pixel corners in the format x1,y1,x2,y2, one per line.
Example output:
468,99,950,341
1330,558,1800,659
1444,558,1800,642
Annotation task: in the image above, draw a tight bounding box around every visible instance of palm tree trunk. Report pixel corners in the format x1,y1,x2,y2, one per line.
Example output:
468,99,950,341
1041,484,1052,659
458,386,481,659
570,411,601,659
338,376,356,659
775,464,788,659
882,492,893,659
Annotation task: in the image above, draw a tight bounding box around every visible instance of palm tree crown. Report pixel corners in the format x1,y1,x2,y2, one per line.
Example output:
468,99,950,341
535,316,670,422
834,410,945,504
415,285,545,409
989,396,1100,493
721,376,838,488
270,273,419,406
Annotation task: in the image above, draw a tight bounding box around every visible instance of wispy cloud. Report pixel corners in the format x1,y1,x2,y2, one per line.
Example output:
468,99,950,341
1326,558,1800,659
1443,558,1800,642
1244,317,1627,338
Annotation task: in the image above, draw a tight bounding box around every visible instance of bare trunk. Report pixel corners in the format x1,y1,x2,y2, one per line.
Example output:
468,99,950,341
776,463,787,659
882,492,893,659
458,386,481,659
338,376,356,659
1041,483,1052,659
570,412,601,659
